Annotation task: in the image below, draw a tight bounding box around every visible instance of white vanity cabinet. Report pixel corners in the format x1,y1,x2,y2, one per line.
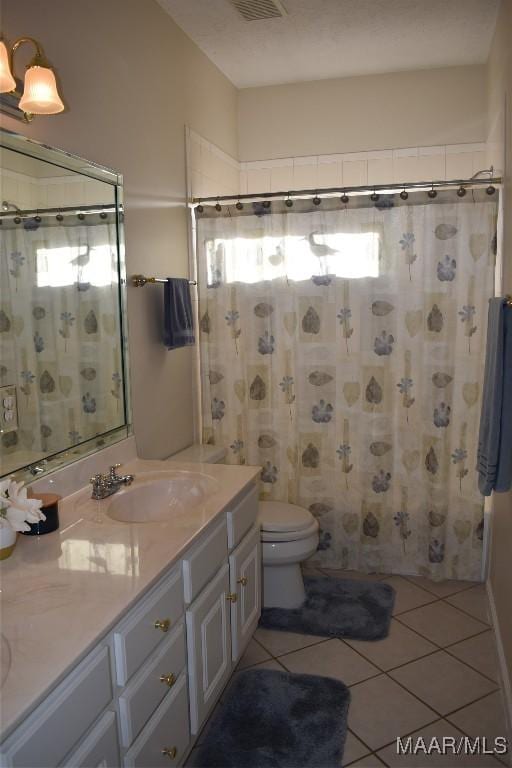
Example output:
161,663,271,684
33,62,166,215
186,563,232,734
184,483,261,735
0,480,261,768
229,524,261,663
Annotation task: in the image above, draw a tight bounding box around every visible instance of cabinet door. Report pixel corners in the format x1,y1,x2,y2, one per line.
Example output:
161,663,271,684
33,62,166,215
61,711,119,768
229,524,261,663
185,564,232,734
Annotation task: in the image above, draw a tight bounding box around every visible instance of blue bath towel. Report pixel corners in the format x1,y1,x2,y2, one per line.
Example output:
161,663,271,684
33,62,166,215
163,278,195,350
477,297,512,495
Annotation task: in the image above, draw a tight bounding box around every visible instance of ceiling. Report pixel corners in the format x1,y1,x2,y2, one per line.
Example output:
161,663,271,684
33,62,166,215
157,0,500,88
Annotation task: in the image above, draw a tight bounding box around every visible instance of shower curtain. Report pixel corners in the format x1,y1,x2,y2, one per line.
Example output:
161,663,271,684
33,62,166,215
196,191,497,580
0,215,125,469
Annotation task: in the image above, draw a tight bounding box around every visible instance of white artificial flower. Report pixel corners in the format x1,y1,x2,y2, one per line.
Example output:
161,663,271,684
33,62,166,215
1,480,46,532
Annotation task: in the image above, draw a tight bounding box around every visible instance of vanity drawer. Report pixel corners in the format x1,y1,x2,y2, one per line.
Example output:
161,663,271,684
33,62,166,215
1,646,112,768
182,518,227,604
114,566,184,686
119,620,186,747
61,711,120,768
123,672,190,768
226,483,259,550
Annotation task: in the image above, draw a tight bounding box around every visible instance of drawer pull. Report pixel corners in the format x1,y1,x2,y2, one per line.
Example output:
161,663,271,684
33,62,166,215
154,618,171,632
237,576,248,586
160,672,176,688
226,592,237,603
162,746,178,760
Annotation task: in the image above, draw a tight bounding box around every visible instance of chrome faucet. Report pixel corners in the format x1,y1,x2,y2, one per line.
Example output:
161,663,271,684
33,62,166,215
90,464,135,500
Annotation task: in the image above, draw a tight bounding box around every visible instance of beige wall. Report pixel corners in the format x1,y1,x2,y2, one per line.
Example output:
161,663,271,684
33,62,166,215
0,0,238,459
487,0,512,720
238,65,487,161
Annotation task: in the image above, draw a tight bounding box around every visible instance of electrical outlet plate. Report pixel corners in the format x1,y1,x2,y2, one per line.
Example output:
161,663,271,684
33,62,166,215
0,385,18,434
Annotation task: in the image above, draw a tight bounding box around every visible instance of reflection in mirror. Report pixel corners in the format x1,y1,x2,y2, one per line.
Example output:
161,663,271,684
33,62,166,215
0,132,130,479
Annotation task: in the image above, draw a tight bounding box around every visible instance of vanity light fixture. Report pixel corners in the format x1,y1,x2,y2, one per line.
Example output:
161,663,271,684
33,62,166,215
0,36,64,122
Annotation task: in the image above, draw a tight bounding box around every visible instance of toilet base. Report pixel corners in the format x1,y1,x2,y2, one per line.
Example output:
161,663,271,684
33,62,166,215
263,562,306,609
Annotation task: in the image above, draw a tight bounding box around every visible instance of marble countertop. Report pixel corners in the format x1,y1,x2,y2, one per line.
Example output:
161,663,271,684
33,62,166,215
0,458,260,739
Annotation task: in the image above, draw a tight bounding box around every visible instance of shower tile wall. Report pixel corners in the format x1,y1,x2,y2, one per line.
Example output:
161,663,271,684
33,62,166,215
186,128,499,201
1,169,109,211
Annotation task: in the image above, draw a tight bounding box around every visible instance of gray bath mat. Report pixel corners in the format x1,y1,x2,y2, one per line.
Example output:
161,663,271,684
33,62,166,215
260,575,395,640
192,668,350,767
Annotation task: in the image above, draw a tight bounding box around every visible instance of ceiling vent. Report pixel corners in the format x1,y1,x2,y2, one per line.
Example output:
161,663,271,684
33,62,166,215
229,0,287,21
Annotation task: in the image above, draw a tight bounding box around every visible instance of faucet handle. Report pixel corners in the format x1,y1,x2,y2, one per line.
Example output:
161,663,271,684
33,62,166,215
109,463,122,477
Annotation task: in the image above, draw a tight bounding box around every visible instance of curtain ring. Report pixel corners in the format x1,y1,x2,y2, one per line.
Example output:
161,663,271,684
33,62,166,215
457,186,466,198
370,189,379,202
428,184,437,199
215,198,222,211
340,191,349,204
400,188,408,200
196,200,204,213
313,193,321,206
285,193,293,208
235,199,244,210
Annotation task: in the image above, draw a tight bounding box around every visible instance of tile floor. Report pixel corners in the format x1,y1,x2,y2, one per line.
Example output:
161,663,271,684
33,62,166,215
187,569,511,767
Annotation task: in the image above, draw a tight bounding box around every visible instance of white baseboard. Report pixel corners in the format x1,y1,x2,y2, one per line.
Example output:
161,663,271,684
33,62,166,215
486,579,512,758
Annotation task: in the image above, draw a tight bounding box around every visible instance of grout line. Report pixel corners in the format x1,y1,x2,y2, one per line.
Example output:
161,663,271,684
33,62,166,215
400,573,479,599
440,595,491,626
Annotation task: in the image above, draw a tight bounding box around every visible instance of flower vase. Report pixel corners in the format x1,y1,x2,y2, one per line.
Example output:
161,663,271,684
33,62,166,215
0,521,16,560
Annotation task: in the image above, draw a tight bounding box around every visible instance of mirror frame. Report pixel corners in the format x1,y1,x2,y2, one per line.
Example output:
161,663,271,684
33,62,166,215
0,127,132,483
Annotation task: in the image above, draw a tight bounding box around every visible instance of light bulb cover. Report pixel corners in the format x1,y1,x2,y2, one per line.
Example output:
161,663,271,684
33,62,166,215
0,41,15,93
19,64,64,114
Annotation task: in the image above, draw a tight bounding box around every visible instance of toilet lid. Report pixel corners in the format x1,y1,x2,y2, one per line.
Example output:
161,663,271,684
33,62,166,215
258,501,313,533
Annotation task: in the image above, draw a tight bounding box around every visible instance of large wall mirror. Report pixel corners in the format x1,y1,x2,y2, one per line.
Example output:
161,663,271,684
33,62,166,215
0,129,131,480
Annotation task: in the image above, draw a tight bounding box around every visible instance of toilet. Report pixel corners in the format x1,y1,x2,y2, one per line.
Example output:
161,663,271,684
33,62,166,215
259,501,319,609
169,446,319,609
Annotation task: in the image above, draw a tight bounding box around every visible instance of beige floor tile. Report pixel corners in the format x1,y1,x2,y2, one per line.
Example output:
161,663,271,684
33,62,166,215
446,586,490,624
280,638,380,686
347,755,386,767
348,674,437,750
447,692,508,746
447,630,500,682
343,730,372,766
380,575,437,615
389,651,497,715
254,627,328,656
397,601,489,646
250,658,286,672
236,637,271,669
345,619,437,671
377,719,504,767
404,576,478,598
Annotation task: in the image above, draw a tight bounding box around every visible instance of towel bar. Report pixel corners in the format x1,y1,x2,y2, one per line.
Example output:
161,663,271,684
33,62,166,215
131,274,197,287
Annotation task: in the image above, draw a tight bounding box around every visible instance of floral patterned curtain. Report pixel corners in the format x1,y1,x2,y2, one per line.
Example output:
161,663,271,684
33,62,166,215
0,215,125,474
196,191,497,580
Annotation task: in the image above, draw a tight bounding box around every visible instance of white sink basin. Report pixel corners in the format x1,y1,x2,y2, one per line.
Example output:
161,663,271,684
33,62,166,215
106,471,220,523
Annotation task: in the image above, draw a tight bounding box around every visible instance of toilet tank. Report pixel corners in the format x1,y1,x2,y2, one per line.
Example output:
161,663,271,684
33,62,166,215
168,444,226,464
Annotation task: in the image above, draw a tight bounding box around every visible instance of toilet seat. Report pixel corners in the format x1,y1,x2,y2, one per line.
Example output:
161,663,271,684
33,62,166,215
259,501,318,542
260,518,318,542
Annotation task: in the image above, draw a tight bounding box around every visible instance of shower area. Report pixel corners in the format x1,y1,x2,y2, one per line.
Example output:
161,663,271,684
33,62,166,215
192,169,501,582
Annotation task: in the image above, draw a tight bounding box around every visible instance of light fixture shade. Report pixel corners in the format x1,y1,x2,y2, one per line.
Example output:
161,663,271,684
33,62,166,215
19,65,64,114
0,41,16,93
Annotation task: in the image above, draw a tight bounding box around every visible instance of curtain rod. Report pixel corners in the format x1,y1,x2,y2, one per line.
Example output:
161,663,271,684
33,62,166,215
192,175,501,204
0,203,117,219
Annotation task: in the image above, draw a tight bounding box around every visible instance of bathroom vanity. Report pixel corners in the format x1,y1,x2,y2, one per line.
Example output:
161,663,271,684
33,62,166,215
0,458,261,767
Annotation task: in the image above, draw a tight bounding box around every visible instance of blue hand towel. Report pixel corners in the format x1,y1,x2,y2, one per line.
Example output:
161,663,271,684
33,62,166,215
477,297,512,495
163,278,195,350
